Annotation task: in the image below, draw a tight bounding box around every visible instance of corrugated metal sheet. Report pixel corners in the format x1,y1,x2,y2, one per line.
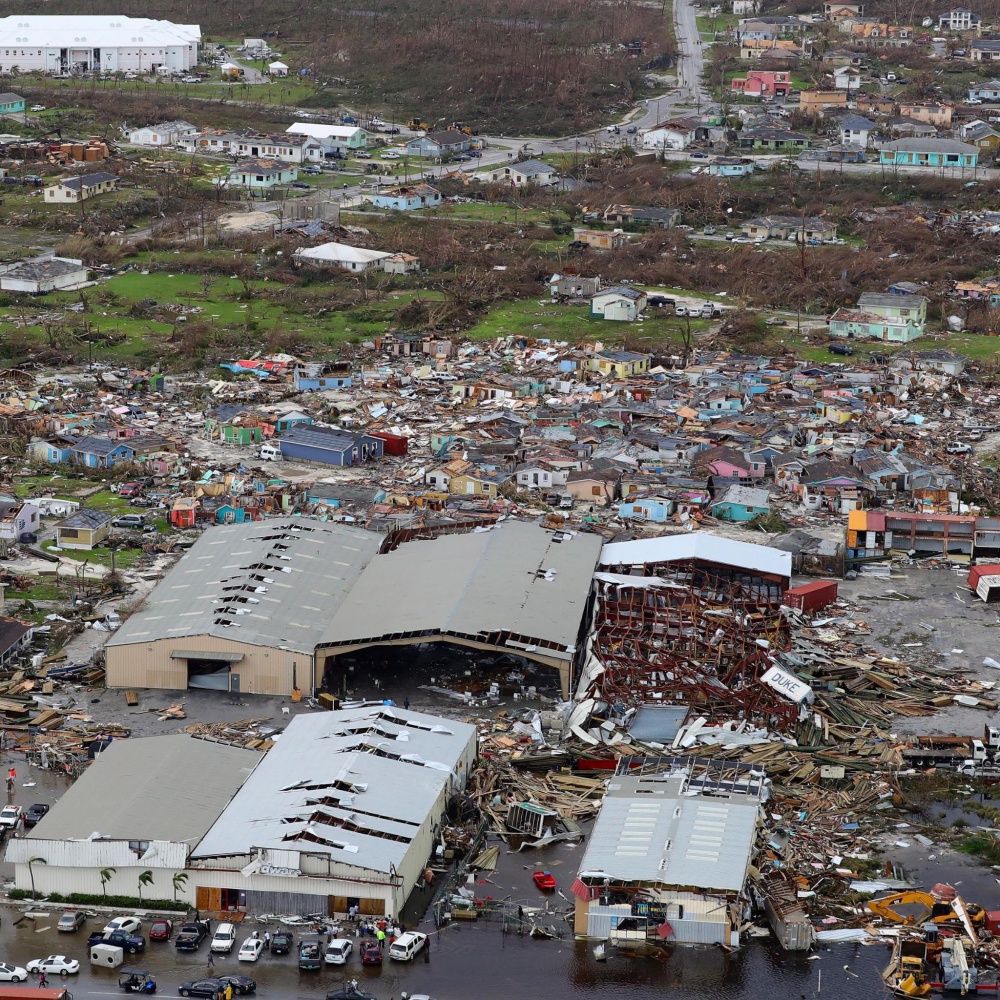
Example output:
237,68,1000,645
245,889,334,915
600,532,791,579
7,838,189,868
669,917,728,945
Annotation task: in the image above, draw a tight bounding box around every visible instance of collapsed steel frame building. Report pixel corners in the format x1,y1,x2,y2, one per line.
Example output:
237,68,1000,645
584,534,798,728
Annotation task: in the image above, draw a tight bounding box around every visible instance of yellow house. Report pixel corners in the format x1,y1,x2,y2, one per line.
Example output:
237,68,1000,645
55,508,112,550
449,469,510,497
593,350,651,377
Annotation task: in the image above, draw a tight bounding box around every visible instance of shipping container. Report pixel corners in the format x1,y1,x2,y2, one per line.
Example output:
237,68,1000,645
784,579,838,612
969,564,1000,602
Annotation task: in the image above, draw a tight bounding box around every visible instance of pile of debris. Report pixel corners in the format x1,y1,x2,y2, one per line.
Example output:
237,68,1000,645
181,717,281,750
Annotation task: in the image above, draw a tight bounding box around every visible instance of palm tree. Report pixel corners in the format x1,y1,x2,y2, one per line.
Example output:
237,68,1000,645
171,872,189,902
137,870,153,903
99,867,116,899
27,857,45,899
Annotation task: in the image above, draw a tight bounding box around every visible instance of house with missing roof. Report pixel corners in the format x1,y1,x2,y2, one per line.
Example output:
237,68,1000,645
44,172,119,204
572,758,766,947
0,256,89,294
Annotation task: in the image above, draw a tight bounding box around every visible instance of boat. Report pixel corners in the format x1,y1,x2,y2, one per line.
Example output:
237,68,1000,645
533,870,556,891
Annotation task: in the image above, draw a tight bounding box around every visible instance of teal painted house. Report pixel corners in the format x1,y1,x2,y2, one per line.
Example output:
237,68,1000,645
618,496,676,522
879,138,978,169
0,93,24,114
709,485,770,522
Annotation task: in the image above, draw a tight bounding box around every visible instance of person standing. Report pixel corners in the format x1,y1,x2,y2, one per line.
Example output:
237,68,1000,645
376,927,386,950
225,984,233,1000
38,971,47,988
206,952,215,974
263,931,271,949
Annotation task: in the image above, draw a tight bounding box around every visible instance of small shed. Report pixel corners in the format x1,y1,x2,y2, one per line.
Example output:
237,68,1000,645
268,61,289,77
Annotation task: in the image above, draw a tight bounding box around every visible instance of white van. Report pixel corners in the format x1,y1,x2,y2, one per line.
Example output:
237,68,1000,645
211,923,237,953
259,443,282,461
388,931,427,961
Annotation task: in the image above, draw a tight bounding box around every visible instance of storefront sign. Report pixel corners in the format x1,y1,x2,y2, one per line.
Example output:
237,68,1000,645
259,863,303,877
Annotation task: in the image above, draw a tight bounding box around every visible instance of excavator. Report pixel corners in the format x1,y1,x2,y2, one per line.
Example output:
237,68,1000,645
867,891,987,939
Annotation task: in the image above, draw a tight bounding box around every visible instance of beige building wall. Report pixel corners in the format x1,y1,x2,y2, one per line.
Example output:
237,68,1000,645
106,634,312,696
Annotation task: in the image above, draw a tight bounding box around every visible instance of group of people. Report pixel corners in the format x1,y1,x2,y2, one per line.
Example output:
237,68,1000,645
353,915,402,947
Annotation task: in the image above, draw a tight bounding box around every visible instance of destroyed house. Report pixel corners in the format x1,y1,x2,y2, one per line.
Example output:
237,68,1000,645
573,759,765,947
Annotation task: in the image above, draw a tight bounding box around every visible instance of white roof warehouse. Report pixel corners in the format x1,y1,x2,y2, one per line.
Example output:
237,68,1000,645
189,707,477,916
7,708,476,917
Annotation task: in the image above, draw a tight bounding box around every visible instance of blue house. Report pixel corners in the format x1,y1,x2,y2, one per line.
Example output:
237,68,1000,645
277,424,384,466
707,156,756,176
293,365,353,391
709,484,771,522
273,411,314,433
970,80,1000,102
69,436,135,469
0,93,24,114
879,138,978,169
28,437,75,464
369,183,441,211
618,496,676,522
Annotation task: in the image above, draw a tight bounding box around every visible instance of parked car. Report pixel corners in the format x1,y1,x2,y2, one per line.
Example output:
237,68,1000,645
0,805,22,828
148,919,172,942
112,514,145,529
268,931,293,955
56,912,86,933
88,930,145,954
27,956,80,975
211,924,237,954
238,938,264,963
0,964,28,982
298,938,323,970
179,979,226,999
23,803,49,827
302,165,323,174
381,151,401,160
360,941,382,966
324,939,352,965
388,931,427,962
947,442,974,455
217,975,256,995
626,125,637,134
828,342,855,356
104,917,142,935
175,922,210,951
291,181,311,189
30,105,46,112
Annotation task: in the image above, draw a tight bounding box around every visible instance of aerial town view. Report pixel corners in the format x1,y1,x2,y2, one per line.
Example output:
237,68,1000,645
6,0,1000,999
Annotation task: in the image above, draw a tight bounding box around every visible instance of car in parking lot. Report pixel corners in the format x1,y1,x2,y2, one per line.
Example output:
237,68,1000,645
360,940,382,966
218,975,256,995
27,956,80,976
828,342,855,356
148,919,172,942
268,931,293,955
238,938,264,963
57,912,86,933
88,930,145,954
0,805,23,828
324,939,352,965
175,921,210,951
0,963,28,982
179,979,226,998
24,803,49,826
104,916,142,935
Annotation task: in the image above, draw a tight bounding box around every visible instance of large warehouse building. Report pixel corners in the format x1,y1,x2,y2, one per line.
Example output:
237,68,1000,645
7,707,476,918
105,519,602,697
0,17,201,75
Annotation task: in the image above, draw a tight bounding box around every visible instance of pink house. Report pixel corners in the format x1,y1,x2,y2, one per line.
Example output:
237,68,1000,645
731,70,791,98
693,445,766,479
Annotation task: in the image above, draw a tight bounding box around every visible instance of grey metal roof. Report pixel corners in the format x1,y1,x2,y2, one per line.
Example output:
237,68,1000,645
881,138,977,154
3,258,87,281
279,424,368,452
319,521,603,660
191,707,477,874
107,519,383,655
578,770,761,891
600,532,791,579
28,735,262,842
59,507,113,529
858,291,927,309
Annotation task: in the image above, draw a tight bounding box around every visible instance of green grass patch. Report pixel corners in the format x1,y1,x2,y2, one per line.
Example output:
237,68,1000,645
5,581,66,603
43,539,144,568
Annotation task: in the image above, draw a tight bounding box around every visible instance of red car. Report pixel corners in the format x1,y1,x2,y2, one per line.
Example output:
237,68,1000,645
149,919,173,942
360,941,382,966
533,871,557,891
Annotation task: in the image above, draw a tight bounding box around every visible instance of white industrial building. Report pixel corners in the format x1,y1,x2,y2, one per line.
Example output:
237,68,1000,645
187,706,477,917
6,736,262,902
0,16,201,75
